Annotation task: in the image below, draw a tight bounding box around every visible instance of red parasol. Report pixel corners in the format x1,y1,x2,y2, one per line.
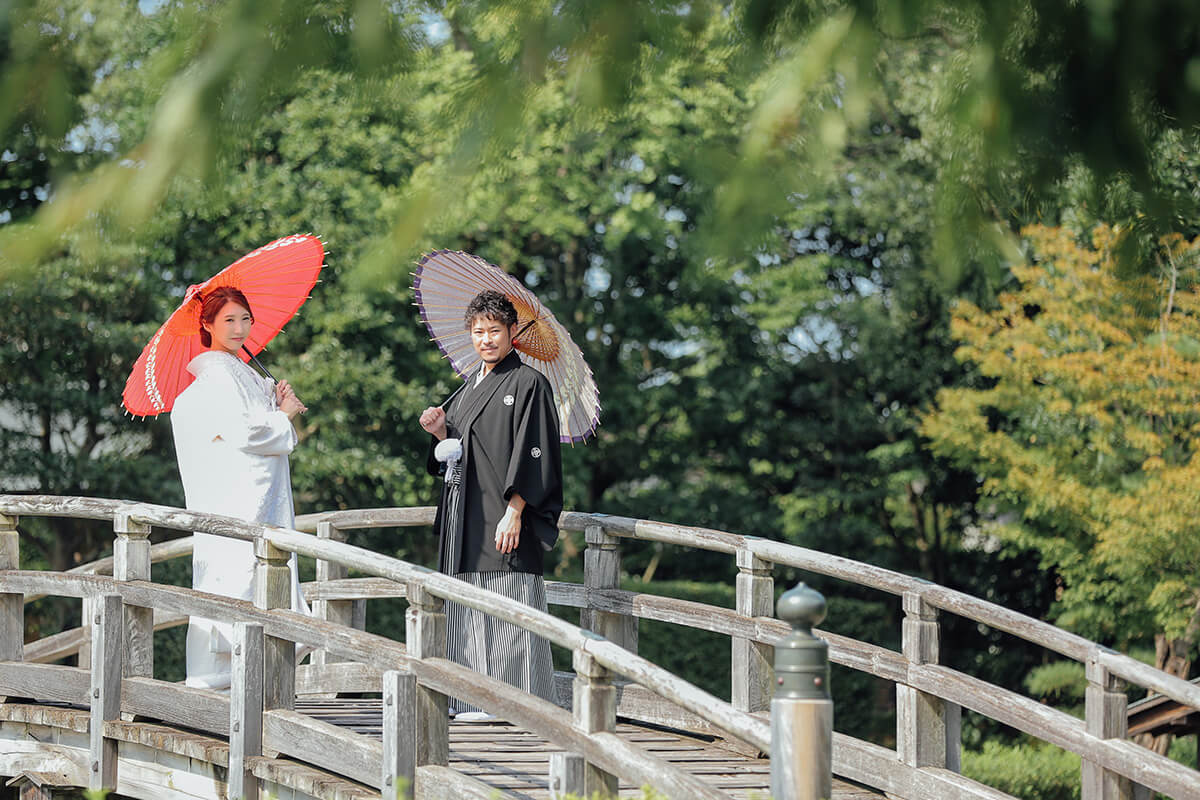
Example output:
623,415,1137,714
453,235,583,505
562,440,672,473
412,249,600,444
122,233,325,417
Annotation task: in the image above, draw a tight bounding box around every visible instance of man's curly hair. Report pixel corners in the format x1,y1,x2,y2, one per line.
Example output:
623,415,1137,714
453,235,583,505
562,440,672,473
464,289,518,328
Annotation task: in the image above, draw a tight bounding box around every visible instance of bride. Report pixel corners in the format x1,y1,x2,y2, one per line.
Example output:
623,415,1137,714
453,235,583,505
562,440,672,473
170,285,311,689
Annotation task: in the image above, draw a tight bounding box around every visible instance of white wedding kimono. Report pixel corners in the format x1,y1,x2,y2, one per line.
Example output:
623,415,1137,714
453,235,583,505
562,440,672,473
170,350,310,689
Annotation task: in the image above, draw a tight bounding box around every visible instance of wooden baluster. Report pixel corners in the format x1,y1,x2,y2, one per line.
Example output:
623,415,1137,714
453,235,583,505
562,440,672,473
569,650,618,797
312,521,353,670
770,582,832,800
404,581,448,767
254,537,294,711
89,593,123,792
230,622,264,800
382,669,417,799
113,512,153,678
78,596,93,670
897,591,959,771
1082,652,1133,800
0,512,21,665
548,752,587,799
733,546,773,714
581,524,637,652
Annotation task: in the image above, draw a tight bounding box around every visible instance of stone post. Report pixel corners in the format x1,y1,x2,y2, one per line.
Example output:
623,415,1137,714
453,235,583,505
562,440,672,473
770,582,833,800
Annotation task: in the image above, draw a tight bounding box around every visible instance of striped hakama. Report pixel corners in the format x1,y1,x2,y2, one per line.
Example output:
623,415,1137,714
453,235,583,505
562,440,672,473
446,570,556,714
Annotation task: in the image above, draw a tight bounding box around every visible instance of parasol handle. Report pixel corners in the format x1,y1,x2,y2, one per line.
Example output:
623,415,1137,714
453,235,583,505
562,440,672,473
242,345,277,383
514,317,538,342
439,381,467,410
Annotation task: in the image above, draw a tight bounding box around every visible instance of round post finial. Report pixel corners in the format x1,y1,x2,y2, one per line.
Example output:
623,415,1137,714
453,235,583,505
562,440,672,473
774,582,830,700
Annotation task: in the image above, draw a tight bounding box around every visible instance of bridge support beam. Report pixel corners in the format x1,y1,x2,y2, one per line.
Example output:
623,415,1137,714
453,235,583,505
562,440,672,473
566,650,618,798
89,593,123,793
405,581,448,767
897,591,960,773
255,538,295,711
230,622,265,800
733,546,773,714
113,512,153,679
0,513,21,665
1083,654,1133,800
581,525,637,653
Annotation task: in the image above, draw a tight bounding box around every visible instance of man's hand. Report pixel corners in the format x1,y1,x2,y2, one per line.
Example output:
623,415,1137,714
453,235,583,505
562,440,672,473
494,506,522,554
419,406,447,440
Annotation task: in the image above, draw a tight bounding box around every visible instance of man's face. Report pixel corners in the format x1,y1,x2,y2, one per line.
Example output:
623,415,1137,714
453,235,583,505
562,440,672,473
470,315,518,366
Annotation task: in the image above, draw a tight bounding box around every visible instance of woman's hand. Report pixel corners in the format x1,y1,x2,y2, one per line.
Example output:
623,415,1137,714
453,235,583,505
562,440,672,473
419,406,448,440
276,380,308,420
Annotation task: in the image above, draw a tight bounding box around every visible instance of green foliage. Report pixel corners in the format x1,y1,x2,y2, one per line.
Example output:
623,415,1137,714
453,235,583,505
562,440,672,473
962,739,1081,800
923,225,1200,648
1024,661,1086,711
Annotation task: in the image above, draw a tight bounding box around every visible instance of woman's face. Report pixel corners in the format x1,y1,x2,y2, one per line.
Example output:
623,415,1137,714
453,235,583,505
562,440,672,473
203,300,253,355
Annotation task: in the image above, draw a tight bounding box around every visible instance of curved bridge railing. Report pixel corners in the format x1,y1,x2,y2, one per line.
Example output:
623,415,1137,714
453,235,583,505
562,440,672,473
2,495,778,800
293,506,1200,800
4,495,1200,800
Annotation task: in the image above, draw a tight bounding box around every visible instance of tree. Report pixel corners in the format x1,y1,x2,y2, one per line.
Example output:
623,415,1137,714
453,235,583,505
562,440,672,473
921,225,1200,702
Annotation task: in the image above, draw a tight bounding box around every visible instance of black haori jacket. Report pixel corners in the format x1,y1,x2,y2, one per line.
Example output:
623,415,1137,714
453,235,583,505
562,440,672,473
426,350,564,575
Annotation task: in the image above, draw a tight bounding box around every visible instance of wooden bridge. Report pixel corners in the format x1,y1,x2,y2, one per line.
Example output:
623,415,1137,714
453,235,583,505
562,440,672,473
2,495,1199,800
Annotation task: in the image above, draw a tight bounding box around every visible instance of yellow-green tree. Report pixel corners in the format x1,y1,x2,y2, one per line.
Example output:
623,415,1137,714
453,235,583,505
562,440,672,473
922,225,1200,677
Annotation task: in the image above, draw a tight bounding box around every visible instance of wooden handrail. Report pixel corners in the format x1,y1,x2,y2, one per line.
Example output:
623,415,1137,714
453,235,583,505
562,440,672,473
8,494,1200,800
0,571,730,799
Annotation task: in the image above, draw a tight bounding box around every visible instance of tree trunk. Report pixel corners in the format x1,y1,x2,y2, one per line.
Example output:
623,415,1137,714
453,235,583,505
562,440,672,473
1135,612,1200,755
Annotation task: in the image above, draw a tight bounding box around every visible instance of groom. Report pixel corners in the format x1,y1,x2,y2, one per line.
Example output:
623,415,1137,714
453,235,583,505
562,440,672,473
418,289,562,720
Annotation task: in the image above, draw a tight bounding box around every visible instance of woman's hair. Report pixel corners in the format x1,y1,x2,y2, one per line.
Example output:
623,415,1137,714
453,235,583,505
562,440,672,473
198,286,254,348
464,289,517,328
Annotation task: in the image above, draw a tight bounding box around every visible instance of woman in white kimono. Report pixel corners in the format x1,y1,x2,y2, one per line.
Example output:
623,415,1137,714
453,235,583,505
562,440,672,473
170,286,311,689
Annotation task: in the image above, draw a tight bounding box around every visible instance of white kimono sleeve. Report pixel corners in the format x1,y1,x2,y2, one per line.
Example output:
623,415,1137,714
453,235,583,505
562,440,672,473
207,370,297,456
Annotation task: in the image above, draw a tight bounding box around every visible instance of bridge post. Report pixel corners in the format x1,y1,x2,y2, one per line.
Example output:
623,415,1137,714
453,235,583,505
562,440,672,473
566,649,618,797
113,512,153,678
312,521,365,671
1082,652,1133,800
770,582,832,800
89,593,123,793
0,513,21,664
254,537,295,711
383,669,417,799
230,622,264,800
734,546,773,713
405,581,448,767
581,524,637,652
897,591,960,772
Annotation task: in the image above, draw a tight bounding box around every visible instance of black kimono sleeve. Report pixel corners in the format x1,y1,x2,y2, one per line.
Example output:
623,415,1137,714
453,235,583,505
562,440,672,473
503,374,563,550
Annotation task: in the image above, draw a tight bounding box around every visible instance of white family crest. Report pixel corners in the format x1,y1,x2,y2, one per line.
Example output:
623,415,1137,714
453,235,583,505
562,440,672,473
503,394,515,406
530,447,542,458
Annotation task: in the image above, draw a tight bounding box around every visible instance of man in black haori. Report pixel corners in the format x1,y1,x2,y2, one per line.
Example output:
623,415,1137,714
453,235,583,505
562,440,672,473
419,290,562,721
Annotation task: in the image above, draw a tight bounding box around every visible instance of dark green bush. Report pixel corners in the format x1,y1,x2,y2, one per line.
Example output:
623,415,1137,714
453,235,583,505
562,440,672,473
962,739,1080,800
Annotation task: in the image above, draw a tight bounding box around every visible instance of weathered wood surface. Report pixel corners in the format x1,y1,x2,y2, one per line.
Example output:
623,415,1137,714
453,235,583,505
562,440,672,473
89,594,122,791
7,495,1200,800
294,698,882,800
0,703,378,800
256,527,772,752
0,516,22,665
8,494,1200,715
295,506,437,531
230,622,264,800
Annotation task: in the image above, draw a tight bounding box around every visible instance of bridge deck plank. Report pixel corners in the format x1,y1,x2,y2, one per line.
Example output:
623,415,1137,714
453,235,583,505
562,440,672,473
296,698,880,800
